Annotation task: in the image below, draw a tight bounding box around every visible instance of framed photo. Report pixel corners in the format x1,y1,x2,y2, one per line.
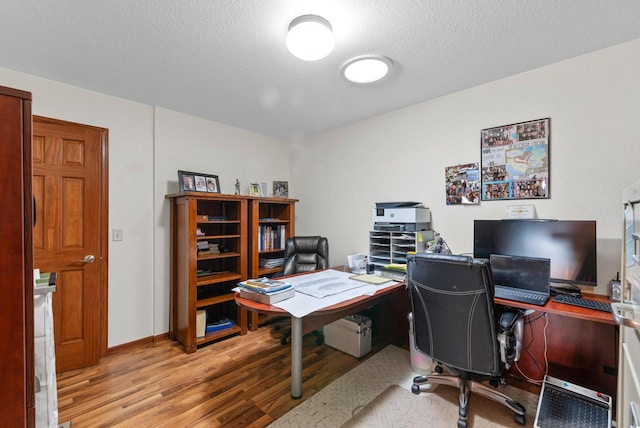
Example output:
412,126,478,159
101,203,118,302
480,117,550,201
248,183,262,197
194,175,207,192
205,176,219,193
178,170,220,193
178,171,195,192
445,163,480,205
273,181,289,198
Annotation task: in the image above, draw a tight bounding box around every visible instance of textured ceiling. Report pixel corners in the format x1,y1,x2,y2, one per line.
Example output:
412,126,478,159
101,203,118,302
1,1,639,140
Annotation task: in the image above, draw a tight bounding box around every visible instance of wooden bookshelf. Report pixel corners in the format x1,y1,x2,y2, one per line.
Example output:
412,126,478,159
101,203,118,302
166,192,249,353
247,197,297,329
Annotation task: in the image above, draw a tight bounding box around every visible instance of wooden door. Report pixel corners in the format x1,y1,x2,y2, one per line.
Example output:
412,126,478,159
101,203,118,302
32,117,108,372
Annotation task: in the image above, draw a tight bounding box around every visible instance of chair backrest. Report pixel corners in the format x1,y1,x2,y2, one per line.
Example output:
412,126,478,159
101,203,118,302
407,253,501,377
282,236,329,276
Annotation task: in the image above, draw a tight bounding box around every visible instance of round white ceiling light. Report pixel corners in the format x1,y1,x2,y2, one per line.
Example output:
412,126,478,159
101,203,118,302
342,56,393,84
286,15,334,61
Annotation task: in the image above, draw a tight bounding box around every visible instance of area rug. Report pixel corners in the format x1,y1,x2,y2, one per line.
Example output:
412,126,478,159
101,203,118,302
269,345,540,428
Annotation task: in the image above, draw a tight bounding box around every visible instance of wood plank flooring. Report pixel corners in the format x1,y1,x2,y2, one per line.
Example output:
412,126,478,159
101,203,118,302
57,324,393,427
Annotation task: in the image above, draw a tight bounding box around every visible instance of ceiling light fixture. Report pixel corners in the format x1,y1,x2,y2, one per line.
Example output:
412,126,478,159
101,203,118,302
286,15,334,61
342,56,393,84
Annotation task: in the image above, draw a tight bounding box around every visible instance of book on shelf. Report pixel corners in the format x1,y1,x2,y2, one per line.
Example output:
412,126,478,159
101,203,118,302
196,240,220,255
196,269,230,277
259,257,285,268
239,286,295,304
204,316,233,334
258,224,287,251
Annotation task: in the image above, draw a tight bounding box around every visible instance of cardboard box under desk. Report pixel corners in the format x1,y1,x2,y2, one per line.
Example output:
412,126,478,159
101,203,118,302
323,314,372,358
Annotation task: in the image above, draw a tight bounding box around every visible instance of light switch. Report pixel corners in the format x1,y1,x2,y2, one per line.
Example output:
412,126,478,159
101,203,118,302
112,228,124,241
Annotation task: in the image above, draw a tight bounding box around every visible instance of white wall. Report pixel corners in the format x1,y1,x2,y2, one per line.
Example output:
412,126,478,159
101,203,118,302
0,69,290,347
0,68,156,346
292,39,640,296
2,38,638,347
152,108,290,336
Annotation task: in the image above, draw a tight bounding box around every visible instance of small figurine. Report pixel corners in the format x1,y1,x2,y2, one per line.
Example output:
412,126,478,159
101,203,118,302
234,179,241,195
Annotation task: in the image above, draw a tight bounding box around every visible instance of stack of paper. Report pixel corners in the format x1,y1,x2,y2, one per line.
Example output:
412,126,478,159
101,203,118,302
259,257,285,268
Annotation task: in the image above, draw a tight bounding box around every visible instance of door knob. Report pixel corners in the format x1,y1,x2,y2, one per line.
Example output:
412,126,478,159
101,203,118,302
74,255,96,264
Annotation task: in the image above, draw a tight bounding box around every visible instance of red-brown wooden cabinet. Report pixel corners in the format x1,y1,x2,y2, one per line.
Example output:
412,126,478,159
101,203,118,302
0,85,34,426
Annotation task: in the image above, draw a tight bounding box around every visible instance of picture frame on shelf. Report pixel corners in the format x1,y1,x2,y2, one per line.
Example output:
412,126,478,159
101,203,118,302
273,181,289,198
195,175,207,192
178,170,220,193
178,171,195,192
206,176,219,193
248,182,262,197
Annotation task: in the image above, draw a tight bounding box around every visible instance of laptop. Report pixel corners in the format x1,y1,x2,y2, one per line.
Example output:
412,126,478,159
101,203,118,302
490,254,551,306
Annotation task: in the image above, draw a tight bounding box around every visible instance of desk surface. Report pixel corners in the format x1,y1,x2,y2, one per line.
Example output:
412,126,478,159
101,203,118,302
495,293,615,325
235,279,404,334
234,270,405,398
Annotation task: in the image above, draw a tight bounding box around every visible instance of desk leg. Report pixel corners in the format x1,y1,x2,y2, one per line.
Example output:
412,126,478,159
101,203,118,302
291,316,303,399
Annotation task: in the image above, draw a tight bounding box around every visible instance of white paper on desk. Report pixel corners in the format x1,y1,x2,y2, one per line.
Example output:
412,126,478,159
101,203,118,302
273,270,399,318
290,269,366,298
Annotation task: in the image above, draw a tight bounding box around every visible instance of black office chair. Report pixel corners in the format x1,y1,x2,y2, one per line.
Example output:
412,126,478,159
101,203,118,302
275,236,329,345
281,236,329,276
406,253,526,428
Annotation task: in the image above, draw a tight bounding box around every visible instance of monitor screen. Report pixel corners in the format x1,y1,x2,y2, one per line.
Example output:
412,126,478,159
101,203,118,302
474,219,597,286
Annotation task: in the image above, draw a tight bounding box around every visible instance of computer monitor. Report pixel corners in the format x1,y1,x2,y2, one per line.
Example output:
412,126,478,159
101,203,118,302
474,219,597,286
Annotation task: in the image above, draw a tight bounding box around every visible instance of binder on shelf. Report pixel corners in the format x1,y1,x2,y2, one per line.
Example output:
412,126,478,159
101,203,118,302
196,310,206,338
206,317,233,333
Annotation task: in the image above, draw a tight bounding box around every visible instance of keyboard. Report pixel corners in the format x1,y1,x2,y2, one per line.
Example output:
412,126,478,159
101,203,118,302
552,294,612,313
498,288,547,302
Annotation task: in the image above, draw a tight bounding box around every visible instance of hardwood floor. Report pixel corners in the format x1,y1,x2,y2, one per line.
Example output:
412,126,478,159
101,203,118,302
57,324,394,427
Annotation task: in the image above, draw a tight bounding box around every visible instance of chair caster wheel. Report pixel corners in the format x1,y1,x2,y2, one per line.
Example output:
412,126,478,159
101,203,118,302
411,384,421,395
457,419,467,428
515,414,526,425
435,365,444,374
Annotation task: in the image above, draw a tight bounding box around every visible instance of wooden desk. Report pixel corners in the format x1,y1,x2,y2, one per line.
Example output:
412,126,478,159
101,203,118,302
235,278,405,398
496,294,618,402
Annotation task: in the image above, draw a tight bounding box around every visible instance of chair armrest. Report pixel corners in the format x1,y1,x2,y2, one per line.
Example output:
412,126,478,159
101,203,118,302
498,310,524,367
499,310,522,330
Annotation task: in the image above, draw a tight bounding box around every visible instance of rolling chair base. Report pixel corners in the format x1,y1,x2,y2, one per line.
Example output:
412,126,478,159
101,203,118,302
411,373,526,428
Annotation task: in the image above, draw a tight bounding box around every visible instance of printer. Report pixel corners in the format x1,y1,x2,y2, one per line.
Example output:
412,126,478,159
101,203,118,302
372,202,431,231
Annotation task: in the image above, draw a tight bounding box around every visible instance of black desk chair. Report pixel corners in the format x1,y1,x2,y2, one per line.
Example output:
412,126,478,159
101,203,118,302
276,236,329,345
407,253,526,428
282,236,329,276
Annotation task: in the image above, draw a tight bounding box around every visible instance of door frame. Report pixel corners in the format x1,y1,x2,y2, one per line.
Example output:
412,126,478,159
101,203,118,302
34,115,110,359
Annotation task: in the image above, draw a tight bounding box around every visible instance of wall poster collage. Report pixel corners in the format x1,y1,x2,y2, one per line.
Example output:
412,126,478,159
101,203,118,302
445,163,480,205
480,118,550,201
